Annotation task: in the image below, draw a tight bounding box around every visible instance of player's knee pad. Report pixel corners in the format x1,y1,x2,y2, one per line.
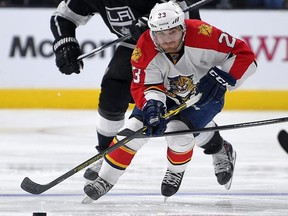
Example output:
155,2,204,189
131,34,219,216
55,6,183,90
116,117,148,151
195,120,216,147
165,120,195,152
163,120,195,174
96,108,125,137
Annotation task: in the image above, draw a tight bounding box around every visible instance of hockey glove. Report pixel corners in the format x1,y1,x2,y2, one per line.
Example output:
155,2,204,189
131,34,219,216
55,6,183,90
143,100,167,137
53,37,83,75
195,67,236,106
129,16,149,42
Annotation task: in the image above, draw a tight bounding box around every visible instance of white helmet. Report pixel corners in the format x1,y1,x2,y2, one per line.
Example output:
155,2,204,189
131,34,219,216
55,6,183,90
148,1,185,32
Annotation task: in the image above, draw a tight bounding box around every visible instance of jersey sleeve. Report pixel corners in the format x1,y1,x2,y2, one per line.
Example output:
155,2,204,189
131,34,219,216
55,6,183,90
185,20,257,88
130,31,166,109
50,0,94,38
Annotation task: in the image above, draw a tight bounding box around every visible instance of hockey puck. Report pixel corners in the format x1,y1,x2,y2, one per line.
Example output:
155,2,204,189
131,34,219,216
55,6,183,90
33,213,47,216
278,130,288,154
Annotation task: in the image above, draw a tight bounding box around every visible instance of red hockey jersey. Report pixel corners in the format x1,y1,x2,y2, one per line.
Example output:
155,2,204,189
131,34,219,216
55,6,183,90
131,19,257,109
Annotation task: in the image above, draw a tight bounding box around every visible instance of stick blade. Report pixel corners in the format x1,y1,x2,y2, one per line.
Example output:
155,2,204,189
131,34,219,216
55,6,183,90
278,130,288,154
21,177,47,195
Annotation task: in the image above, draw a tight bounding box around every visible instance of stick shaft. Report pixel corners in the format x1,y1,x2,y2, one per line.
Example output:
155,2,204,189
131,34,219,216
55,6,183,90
183,0,215,12
124,117,288,138
77,35,131,61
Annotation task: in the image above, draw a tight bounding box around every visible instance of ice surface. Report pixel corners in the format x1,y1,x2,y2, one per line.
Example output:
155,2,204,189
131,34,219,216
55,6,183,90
0,110,288,216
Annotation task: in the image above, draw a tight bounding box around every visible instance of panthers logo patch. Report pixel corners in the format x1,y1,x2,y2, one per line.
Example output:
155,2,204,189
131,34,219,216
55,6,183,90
166,75,196,103
131,47,142,63
198,24,213,37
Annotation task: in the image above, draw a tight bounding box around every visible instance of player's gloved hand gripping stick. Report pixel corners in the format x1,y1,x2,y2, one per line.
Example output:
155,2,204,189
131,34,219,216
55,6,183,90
143,99,167,136
195,66,236,106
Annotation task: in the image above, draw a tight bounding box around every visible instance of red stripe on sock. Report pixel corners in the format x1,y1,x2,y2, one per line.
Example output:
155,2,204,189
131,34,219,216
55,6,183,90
167,147,193,165
105,140,136,169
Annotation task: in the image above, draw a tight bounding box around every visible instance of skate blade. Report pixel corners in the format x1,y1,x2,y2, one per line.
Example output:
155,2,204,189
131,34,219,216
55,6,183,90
164,196,168,203
224,151,237,190
81,195,94,204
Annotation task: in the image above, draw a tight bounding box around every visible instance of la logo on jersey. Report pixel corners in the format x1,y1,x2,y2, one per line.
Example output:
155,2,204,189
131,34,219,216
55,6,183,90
105,6,136,36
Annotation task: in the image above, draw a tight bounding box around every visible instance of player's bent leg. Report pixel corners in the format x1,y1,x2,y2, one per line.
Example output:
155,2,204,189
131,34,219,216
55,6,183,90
162,120,195,199
183,100,236,189
83,109,125,181
96,45,133,148
83,149,133,202
84,86,130,180
83,143,146,202
84,117,144,181
83,118,147,201
217,140,236,190
196,127,236,189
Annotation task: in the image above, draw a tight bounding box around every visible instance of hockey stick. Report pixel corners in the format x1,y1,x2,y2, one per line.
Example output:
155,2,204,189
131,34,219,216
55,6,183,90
20,94,201,195
182,0,215,12
77,0,215,61
118,117,288,138
278,130,288,153
77,34,131,61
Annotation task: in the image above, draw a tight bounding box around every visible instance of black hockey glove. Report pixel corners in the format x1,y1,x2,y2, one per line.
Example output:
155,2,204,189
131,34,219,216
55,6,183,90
195,67,236,106
129,16,149,42
53,37,83,75
143,100,167,137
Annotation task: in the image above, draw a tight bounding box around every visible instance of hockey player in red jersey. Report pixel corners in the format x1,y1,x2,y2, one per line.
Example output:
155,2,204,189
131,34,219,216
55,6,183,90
83,1,257,202
50,0,201,182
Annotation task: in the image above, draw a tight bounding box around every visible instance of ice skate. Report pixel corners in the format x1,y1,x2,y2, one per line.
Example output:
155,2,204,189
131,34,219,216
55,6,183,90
83,158,103,181
83,176,113,202
161,169,185,201
81,195,94,204
212,141,236,190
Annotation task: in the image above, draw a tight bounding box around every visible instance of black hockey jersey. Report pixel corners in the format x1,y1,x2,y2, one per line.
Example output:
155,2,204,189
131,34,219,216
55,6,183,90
50,0,200,44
